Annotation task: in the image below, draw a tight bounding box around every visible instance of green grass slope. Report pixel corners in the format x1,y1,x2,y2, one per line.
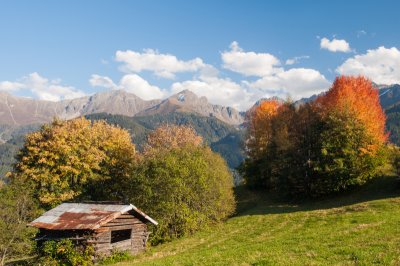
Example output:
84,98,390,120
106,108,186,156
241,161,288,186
115,174,400,266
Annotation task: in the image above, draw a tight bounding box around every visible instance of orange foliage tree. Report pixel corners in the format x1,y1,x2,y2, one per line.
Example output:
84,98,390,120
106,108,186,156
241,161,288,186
245,100,281,160
305,76,388,195
317,76,387,147
241,76,388,197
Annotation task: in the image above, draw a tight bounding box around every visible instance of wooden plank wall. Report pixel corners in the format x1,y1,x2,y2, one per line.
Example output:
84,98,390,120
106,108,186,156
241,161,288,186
92,212,148,256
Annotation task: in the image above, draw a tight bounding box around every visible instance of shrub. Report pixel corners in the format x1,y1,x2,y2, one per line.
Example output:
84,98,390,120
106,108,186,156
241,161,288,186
37,239,94,266
128,125,236,244
98,250,133,265
0,178,39,265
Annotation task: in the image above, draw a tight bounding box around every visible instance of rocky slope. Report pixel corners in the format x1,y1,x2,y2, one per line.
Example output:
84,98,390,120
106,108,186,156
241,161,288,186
137,90,244,125
0,89,243,126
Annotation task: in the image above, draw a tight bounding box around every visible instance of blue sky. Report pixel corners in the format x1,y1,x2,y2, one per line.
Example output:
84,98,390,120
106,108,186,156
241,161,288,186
0,0,399,110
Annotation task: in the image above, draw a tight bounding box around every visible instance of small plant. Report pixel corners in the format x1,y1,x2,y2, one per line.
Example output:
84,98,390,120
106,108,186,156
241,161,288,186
98,250,133,265
37,239,94,266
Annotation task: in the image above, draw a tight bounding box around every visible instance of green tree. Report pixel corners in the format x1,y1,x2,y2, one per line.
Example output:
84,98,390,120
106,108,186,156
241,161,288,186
129,125,236,244
0,179,39,265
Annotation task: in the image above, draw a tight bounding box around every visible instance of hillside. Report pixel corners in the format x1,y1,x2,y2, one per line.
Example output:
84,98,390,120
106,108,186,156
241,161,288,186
138,90,244,125
385,103,400,145
113,174,400,265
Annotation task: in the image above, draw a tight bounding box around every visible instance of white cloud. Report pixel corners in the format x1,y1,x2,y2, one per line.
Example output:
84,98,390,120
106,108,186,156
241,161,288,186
89,74,117,89
115,49,206,79
221,41,282,77
90,74,165,100
0,72,85,101
0,81,25,91
220,42,329,102
285,55,310,65
171,76,254,110
336,46,400,85
320,37,351,53
248,68,330,99
120,74,164,99
92,42,330,110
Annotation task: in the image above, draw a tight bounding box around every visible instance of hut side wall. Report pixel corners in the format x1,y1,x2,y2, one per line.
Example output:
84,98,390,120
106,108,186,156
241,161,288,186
93,212,148,256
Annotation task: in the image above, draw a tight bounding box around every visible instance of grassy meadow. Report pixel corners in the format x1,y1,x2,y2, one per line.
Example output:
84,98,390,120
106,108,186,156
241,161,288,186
113,173,400,266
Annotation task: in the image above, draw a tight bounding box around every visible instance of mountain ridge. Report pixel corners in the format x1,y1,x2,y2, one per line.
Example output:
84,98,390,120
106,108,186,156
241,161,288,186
0,89,244,126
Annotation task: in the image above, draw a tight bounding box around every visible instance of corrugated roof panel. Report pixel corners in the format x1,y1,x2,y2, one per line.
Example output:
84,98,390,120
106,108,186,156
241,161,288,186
29,203,158,230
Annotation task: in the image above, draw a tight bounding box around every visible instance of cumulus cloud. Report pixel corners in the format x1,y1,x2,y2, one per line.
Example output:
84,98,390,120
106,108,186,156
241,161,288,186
171,76,254,110
0,72,85,101
220,42,330,103
285,55,310,65
221,41,282,76
115,49,206,79
320,37,351,53
89,74,118,89
336,46,400,85
90,74,165,100
93,43,332,110
248,68,330,99
0,81,25,91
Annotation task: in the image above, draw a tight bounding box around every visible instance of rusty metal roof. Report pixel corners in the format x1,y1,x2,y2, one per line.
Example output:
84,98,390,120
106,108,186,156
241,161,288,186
29,203,158,230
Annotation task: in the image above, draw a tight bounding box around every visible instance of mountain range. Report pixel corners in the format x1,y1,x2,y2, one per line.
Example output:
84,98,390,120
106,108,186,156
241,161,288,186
0,89,243,127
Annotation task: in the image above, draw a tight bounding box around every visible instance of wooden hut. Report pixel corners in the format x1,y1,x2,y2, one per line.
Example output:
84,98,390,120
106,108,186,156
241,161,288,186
29,203,158,256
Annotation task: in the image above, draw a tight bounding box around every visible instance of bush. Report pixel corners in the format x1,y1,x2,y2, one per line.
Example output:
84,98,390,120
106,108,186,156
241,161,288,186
0,178,39,265
98,250,133,265
128,125,236,244
37,239,94,266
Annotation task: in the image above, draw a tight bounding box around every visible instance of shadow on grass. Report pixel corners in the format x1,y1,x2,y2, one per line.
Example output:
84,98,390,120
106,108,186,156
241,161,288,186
234,174,400,217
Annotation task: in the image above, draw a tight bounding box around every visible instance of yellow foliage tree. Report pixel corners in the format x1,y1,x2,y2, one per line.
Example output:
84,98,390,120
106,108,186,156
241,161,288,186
9,117,137,208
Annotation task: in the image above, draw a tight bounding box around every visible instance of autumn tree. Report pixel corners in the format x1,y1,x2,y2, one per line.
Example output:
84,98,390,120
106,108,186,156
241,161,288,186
143,124,203,155
317,76,387,146
241,76,388,197
245,100,281,160
305,76,387,195
9,117,137,208
241,100,282,187
129,125,235,244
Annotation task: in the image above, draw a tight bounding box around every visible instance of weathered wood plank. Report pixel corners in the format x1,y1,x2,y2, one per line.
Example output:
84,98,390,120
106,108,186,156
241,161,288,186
108,221,141,226
102,225,136,230
110,218,141,223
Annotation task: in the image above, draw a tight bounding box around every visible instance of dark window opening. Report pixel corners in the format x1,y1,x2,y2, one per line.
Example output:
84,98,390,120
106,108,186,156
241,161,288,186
111,229,132,243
